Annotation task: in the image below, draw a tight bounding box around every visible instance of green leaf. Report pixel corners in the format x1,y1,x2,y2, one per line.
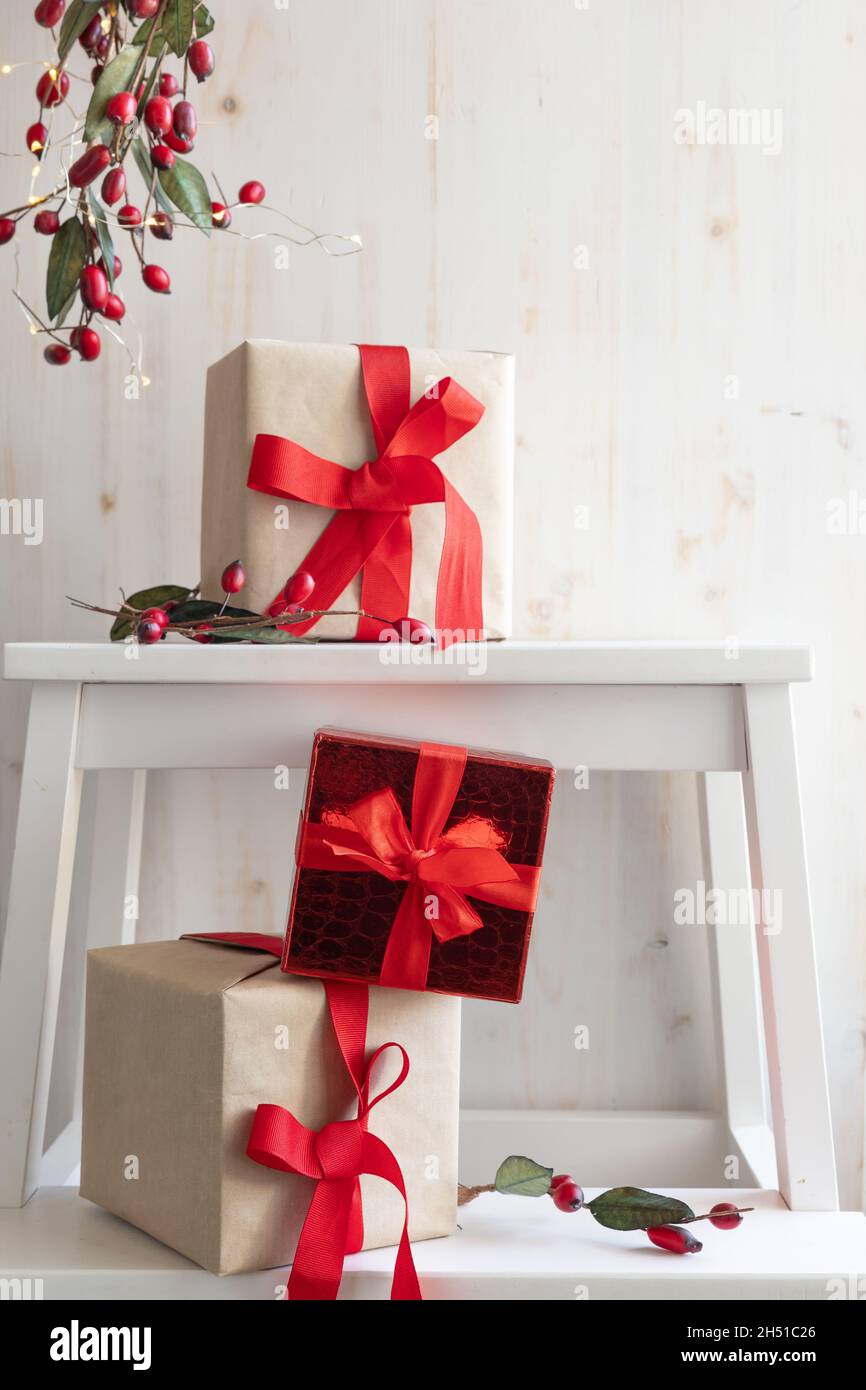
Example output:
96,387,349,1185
158,154,211,234
110,584,194,642
58,0,104,65
586,1187,696,1232
88,192,115,289
85,45,141,143
133,1,214,47
164,0,195,57
494,1155,554,1198
46,217,88,322
248,627,308,644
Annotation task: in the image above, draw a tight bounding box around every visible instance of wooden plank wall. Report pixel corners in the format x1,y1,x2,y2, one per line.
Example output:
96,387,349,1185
0,0,863,1207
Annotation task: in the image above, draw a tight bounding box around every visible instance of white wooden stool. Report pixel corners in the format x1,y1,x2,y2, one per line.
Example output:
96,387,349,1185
1,640,864,1299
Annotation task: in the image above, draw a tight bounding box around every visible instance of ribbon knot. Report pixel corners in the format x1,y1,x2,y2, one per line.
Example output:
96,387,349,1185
247,343,486,644
296,741,541,991
315,1119,365,1180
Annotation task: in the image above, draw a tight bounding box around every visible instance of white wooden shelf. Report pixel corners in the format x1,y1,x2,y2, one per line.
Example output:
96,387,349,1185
3,1187,864,1301
3,639,813,686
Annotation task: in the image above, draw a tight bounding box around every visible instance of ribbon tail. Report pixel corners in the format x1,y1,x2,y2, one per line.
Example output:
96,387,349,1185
356,512,412,641
378,881,433,991
361,1132,421,1301
436,474,484,646
288,1178,355,1301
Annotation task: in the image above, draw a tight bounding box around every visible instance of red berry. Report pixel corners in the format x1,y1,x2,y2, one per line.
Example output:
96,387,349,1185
396,616,433,644
96,34,110,60
142,263,171,294
551,1180,584,1212
107,91,137,126
188,40,215,82
35,0,65,28
193,624,213,644
129,0,160,15
79,13,103,52
709,1202,743,1231
285,571,315,605
141,607,169,630
220,560,246,594
549,1174,571,1191
163,127,194,154
100,253,122,280
239,179,265,205
36,70,70,108
647,1225,703,1254
172,100,197,141
26,121,48,156
137,619,163,645
71,326,101,361
144,95,172,135
0,219,16,245
34,209,60,235
150,210,174,241
159,72,179,99
101,292,126,321
101,167,126,206
211,202,231,229
44,343,71,365
151,144,175,171
79,264,109,312
267,597,287,618
68,144,111,189
118,204,142,228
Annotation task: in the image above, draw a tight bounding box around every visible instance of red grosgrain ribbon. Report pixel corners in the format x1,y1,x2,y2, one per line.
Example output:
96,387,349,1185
246,344,485,645
296,742,542,991
183,931,421,1301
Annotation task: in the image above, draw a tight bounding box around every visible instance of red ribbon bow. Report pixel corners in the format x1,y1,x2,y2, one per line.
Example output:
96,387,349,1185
297,742,541,991
184,932,421,1301
247,344,486,645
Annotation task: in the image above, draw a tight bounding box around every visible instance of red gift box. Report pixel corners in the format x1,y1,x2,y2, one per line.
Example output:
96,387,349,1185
282,730,555,1003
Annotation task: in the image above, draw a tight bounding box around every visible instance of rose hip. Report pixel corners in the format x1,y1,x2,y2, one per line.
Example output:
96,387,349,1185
0,219,16,245
647,1225,703,1254
159,72,179,99
35,0,65,28
172,100,197,141
142,264,171,294
68,144,111,188
71,326,101,361
239,180,265,205
220,560,246,593
101,292,126,321
150,211,174,241
118,205,142,228
709,1202,743,1231
36,70,70,108
106,91,137,125
285,571,315,604
26,121,48,155
34,210,60,235
211,202,231,228
44,343,71,365
144,95,172,135
79,264,109,312
151,144,175,171
188,40,215,82
551,1180,584,1212
102,167,126,206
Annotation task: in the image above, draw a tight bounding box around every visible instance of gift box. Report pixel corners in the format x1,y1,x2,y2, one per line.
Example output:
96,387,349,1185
283,730,555,1003
80,935,460,1282
200,340,514,641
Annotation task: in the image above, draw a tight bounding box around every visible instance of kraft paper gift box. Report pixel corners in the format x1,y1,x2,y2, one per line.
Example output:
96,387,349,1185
283,729,555,1003
80,937,460,1277
200,340,514,640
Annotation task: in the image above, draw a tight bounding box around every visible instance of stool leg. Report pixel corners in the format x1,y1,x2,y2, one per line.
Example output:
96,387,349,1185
0,682,83,1206
699,771,774,1186
742,683,838,1210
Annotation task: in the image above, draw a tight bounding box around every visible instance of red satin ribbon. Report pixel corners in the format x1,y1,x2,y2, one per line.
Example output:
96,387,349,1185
247,344,486,645
183,931,421,1301
296,742,541,990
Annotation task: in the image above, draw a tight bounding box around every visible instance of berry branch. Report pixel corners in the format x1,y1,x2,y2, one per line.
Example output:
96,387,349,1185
68,559,437,646
1,1,361,373
461,1156,753,1256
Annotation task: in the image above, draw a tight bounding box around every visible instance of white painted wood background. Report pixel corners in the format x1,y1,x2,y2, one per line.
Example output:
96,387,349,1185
1,1,863,1209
